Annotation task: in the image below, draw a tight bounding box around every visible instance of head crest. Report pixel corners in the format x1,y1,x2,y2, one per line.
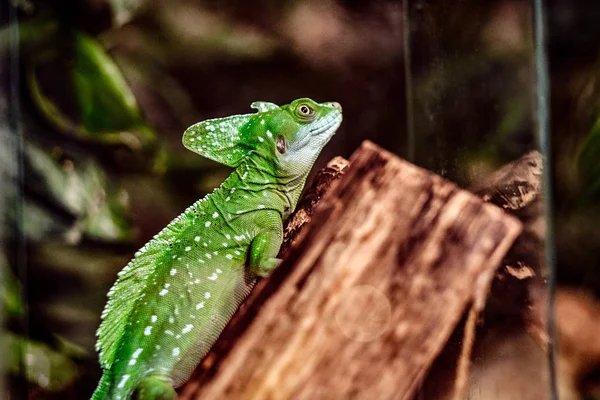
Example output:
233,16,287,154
250,101,280,112
183,101,281,166
183,113,253,167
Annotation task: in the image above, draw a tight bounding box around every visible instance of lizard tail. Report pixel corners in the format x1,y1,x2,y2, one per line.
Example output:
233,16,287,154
134,376,177,400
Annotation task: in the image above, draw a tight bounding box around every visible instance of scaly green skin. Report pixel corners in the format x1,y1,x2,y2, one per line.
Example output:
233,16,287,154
92,98,343,399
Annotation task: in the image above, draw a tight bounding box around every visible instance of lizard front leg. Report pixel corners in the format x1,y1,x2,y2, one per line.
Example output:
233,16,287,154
247,210,283,278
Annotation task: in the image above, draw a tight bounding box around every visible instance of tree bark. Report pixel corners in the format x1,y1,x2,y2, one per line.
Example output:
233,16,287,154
179,141,522,400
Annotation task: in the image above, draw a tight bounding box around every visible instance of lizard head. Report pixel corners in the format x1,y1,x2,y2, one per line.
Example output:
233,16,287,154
182,98,342,178
263,98,343,177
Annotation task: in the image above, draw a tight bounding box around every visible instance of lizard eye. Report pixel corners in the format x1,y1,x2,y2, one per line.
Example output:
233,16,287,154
276,136,286,154
297,104,314,117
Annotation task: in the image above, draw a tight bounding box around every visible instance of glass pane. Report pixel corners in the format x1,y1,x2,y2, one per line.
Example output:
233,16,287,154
404,1,553,398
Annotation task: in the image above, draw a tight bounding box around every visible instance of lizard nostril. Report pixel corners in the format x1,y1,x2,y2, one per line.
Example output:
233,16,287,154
331,102,342,112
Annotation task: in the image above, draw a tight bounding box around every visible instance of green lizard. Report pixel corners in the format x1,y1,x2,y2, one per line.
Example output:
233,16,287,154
92,98,343,400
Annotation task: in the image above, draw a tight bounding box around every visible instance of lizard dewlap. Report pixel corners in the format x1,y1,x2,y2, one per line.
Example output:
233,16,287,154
92,98,342,400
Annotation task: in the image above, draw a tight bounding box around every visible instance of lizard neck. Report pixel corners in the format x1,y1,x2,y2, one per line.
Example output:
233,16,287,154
219,153,319,217
282,174,309,212
219,159,292,216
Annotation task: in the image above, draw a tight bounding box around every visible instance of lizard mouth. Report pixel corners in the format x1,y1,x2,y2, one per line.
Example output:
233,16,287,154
309,110,343,137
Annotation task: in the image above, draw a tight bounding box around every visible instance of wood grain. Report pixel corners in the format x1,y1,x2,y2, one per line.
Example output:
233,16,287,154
180,141,522,400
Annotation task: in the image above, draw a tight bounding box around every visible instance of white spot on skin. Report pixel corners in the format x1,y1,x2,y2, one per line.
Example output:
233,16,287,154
182,324,193,334
222,242,228,247
205,221,211,227
144,326,152,336
260,120,265,125
216,269,223,273
185,246,191,252
205,292,211,299
208,273,218,281
212,212,219,218
155,345,161,350
206,253,212,259
225,234,231,240
151,315,157,323
159,289,168,296
266,130,273,138
234,235,245,241
169,317,174,323
257,204,265,209
132,348,143,358
128,359,136,366
170,268,177,276
225,254,233,260
165,330,174,335
258,137,264,142
196,302,205,310
225,197,230,202
194,236,200,242
117,374,130,389
172,347,180,357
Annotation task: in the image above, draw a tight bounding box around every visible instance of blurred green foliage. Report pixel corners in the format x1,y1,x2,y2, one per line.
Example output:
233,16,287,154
578,112,600,198
6,333,79,392
23,142,132,242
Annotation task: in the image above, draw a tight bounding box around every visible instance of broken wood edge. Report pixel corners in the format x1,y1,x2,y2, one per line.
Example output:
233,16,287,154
452,266,497,400
470,149,550,350
452,304,479,400
434,150,546,400
414,150,544,400
178,155,350,398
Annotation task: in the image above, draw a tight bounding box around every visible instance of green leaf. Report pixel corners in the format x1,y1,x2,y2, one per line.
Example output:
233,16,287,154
1,259,25,318
27,30,155,148
72,32,142,135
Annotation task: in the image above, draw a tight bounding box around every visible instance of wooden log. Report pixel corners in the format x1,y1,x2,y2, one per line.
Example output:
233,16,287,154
180,141,522,400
